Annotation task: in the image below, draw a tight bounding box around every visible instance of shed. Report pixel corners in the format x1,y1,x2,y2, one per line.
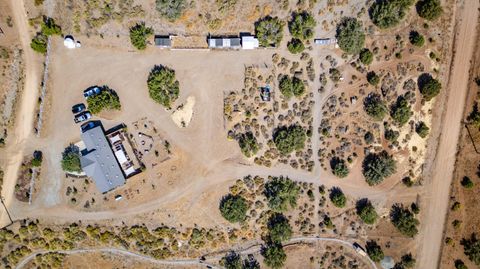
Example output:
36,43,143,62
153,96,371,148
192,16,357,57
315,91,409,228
64,36,76,49
314,38,337,45
241,36,259,50
154,35,172,48
208,37,241,48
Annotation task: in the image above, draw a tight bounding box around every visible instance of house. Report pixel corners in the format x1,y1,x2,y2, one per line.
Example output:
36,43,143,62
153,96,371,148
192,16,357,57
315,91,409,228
80,123,126,193
241,36,259,50
208,37,241,49
154,35,172,48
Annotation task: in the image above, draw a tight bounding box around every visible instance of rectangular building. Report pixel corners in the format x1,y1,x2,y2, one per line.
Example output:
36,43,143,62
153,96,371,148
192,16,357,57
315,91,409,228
208,37,241,49
154,35,172,48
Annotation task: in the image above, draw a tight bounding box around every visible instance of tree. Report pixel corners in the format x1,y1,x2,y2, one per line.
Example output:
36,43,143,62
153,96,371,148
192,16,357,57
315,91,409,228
30,34,48,54
366,240,384,262
418,73,441,101
461,233,480,265
359,48,374,65
219,194,248,223
87,86,121,114
129,22,153,50
409,31,425,47
415,121,429,138
221,251,242,269
287,39,305,54
461,176,474,189
390,204,419,237
238,132,259,157
396,253,416,268
369,0,415,29
336,17,365,54
147,65,180,108
156,0,186,21
363,93,387,121
416,0,443,21
390,95,412,126
273,125,306,155
356,198,378,224
330,157,349,178
255,16,284,47
262,244,286,269
31,151,43,167
362,150,397,185
267,213,292,243
455,259,469,269
61,145,82,173
279,76,305,99
264,176,300,212
367,71,380,86
384,128,400,142
467,103,480,127
243,257,260,269
288,12,316,40
329,187,346,208
364,131,375,144
41,17,62,36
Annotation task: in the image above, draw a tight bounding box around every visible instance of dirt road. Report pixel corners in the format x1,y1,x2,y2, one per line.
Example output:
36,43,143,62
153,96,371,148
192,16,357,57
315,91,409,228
417,0,480,268
0,0,40,226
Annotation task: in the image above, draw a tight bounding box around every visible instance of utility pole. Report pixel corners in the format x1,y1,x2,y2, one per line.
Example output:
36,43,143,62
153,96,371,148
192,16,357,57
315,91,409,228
0,196,13,225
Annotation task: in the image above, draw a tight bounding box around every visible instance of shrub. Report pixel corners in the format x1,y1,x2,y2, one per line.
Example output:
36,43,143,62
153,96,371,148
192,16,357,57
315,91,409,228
262,244,286,269
363,93,387,121
329,68,342,82
362,150,397,185
418,73,441,101
61,145,82,173
367,71,380,86
455,260,468,269
129,22,153,50
409,31,425,47
384,128,399,142
461,234,480,265
147,65,180,108
255,16,284,47
336,17,365,54
329,187,346,208
287,39,305,54
288,12,316,40
356,198,378,224
390,95,412,126
467,103,480,127
273,125,306,155
397,253,416,268
221,251,242,269
156,0,186,21
330,157,349,178
264,176,300,212
364,131,375,144
416,0,443,21
267,213,293,243
461,176,474,189
369,0,415,29
415,121,429,138
237,132,259,157
87,86,121,114
34,0,45,6
359,48,374,65
41,17,62,36
366,240,384,262
279,76,305,98
219,194,248,223
402,177,414,187
390,204,419,237
411,202,420,214
31,151,43,167
30,33,48,54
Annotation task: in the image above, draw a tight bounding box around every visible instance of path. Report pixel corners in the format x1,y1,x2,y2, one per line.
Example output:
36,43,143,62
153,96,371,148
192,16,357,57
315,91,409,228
416,0,480,268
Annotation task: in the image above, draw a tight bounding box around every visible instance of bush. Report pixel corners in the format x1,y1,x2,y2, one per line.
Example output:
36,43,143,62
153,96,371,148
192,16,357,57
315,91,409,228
366,240,384,262
147,65,180,108
288,12,316,40
330,157,349,178
30,34,48,54
262,244,286,269
156,0,186,21
87,86,121,114
369,0,415,29
415,121,429,138
61,145,82,173
255,16,284,47
367,71,380,86
461,176,474,189
416,0,443,21
221,251,242,269
34,0,44,6
390,95,412,126
362,150,397,185
264,176,300,212
461,234,480,265
418,73,441,101
129,22,153,50
273,125,306,155
356,198,378,224
219,194,248,223
267,213,293,243
329,187,346,208
384,128,399,142
287,39,305,54
279,76,305,98
41,17,62,36
359,48,374,65
31,151,43,167
336,17,365,54
397,253,416,268
390,204,419,237
364,131,375,145
329,68,342,82
455,260,469,269
237,132,259,158
364,93,387,121
409,31,425,47
468,103,480,127
402,177,414,187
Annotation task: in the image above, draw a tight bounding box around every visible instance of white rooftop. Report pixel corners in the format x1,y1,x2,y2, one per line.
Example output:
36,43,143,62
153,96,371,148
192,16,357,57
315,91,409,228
242,36,259,50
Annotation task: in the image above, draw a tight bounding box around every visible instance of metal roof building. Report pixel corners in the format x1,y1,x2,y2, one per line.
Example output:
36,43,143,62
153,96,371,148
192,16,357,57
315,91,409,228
208,37,241,48
80,124,126,193
154,35,172,48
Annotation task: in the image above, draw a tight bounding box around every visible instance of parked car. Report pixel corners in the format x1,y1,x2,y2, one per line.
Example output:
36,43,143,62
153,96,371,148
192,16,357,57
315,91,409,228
81,121,95,132
71,103,86,114
83,86,101,98
74,111,92,123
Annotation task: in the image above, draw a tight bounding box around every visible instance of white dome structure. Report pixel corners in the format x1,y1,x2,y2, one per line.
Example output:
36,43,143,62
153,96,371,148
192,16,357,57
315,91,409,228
64,36,76,49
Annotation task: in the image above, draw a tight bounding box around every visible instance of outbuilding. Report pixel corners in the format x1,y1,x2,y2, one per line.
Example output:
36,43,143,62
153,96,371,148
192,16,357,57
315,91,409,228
241,36,259,50
154,35,172,48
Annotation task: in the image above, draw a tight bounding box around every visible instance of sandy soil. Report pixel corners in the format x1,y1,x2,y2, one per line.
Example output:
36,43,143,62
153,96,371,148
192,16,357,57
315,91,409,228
171,96,195,128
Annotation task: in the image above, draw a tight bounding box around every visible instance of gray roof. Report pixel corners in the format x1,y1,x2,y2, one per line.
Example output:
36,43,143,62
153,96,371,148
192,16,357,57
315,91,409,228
154,36,171,47
80,125,125,193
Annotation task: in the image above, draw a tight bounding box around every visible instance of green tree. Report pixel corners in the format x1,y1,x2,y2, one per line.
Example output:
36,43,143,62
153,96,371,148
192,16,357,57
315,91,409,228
455,259,469,269
363,93,387,121
329,187,346,208
238,132,259,157
396,253,416,268
279,76,305,99
264,176,300,212
359,48,374,65
30,34,48,54
366,240,384,262
461,176,474,189
255,16,284,47
369,0,415,29
87,86,121,114
385,128,400,142
467,103,480,127
362,150,397,185
367,71,380,86
219,194,248,223
356,198,378,224
147,65,180,108
288,12,316,40
129,22,153,50
267,213,292,243
221,251,242,269
415,121,429,138
418,73,441,101
461,233,480,265
287,38,305,54
41,17,62,36
409,31,425,47
336,17,365,54
31,151,43,167
416,0,443,21
390,204,419,237
330,157,349,178
61,145,82,173
273,125,306,155
262,244,286,269
156,0,187,21
390,95,412,126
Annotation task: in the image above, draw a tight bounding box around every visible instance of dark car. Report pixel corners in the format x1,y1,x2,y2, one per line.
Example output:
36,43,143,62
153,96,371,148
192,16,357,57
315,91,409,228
81,121,96,132
71,103,86,114
74,111,92,123
83,86,102,98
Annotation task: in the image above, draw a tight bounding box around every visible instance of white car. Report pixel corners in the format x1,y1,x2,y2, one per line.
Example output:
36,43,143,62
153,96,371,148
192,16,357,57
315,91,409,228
74,111,92,123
